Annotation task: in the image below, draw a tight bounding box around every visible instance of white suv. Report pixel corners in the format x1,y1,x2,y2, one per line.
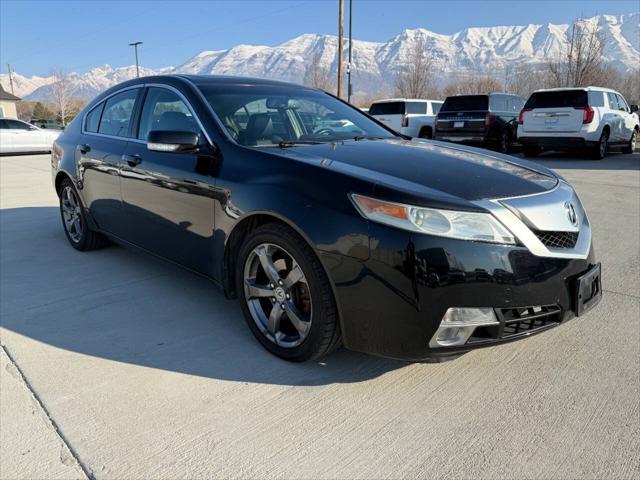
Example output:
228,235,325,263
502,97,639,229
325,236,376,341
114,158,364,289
368,98,443,138
518,87,639,159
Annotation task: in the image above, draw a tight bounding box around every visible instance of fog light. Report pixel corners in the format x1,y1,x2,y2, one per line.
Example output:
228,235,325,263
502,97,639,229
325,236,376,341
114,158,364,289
429,308,499,348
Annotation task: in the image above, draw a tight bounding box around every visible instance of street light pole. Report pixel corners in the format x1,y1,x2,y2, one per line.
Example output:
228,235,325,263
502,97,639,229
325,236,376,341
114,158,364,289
128,41,143,78
337,0,344,98
347,0,353,103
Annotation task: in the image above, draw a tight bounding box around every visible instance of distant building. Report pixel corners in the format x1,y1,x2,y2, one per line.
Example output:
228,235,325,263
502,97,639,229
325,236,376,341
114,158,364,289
0,85,21,118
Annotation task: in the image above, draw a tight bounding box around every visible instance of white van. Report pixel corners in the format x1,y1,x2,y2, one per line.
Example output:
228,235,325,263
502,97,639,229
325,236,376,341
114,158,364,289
369,98,443,138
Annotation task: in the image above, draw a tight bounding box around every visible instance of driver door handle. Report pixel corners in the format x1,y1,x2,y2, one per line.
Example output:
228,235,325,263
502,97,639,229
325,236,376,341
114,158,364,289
122,154,142,167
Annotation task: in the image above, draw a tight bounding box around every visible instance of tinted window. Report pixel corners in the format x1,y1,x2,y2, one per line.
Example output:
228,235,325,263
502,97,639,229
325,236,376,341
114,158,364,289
0,120,8,129
508,96,525,112
85,103,104,133
6,119,32,130
369,102,405,115
588,91,605,107
525,90,588,109
98,89,139,137
431,102,443,114
199,84,395,146
441,95,489,112
138,87,199,140
489,95,508,112
616,94,629,112
606,93,620,110
406,102,427,114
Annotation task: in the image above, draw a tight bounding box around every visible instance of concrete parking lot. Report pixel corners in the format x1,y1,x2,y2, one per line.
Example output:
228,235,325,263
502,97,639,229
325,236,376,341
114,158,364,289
1,151,639,479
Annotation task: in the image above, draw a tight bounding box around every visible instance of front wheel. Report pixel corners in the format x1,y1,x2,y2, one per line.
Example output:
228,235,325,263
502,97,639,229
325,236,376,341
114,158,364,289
622,129,637,154
236,223,341,362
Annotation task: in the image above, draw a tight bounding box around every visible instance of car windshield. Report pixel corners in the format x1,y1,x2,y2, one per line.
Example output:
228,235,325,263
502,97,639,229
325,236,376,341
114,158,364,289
441,95,489,112
197,84,396,146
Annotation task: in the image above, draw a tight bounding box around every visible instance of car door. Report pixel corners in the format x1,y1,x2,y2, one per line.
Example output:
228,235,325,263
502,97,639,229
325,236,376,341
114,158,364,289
0,119,16,153
3,119,38,152
605,92,625,142
78,87,142,236
616,94,635,142
119,85,218,275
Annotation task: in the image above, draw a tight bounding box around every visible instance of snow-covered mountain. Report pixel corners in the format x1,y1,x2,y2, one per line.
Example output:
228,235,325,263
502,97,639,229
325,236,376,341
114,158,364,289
2,13,637,101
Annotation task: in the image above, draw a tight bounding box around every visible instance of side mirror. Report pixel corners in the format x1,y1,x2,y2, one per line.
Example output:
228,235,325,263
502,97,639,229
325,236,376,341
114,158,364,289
147,130,199,153
630,105,638,113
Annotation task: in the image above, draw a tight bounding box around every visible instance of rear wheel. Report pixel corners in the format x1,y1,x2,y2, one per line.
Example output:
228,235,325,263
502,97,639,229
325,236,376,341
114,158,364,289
58,179,109,251
590,129,609,160
622,128,637,154
418,127,432,139
236,223,341,362
498,130,511,154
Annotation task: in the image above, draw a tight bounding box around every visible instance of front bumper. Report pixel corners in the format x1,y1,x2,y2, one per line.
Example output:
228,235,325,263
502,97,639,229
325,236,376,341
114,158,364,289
321,224,600,361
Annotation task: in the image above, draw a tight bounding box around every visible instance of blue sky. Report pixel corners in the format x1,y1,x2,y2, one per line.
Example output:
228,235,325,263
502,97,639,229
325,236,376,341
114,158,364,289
1,0,638,76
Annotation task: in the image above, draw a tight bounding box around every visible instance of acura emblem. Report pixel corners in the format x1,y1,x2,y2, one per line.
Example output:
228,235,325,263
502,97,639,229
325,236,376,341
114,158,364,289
565,202,578,227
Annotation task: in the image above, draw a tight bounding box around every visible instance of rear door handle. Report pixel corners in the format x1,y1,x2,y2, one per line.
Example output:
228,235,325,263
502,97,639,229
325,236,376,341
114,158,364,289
80,143,91,154
122,154,142,167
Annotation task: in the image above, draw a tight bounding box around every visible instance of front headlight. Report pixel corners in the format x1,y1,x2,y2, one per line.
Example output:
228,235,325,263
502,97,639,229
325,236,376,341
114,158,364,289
350,194,516,244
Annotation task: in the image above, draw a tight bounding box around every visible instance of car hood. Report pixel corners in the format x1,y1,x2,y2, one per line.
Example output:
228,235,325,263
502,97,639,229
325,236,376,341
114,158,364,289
274,138,558,205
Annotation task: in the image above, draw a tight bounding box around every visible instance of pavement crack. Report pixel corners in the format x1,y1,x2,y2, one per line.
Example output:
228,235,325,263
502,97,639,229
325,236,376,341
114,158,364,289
1,344,93,480
603,289,640,300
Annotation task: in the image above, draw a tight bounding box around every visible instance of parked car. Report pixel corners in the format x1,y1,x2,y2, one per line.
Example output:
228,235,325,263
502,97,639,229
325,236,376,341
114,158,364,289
518,87,639,159
0,118,61,154
30,119,64,130
434,93,525,153
368,98,443,138
52,75,601,362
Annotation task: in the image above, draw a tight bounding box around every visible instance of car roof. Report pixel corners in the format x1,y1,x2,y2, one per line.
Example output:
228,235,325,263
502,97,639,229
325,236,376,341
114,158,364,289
532,86,619,94
371,98,442,103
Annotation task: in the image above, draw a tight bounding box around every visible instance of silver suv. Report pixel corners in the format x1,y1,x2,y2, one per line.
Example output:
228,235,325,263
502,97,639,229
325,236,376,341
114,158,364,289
518,87,639,159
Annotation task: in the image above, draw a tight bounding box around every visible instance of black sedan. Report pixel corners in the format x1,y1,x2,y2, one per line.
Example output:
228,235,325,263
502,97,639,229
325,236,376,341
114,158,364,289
51,75,602,362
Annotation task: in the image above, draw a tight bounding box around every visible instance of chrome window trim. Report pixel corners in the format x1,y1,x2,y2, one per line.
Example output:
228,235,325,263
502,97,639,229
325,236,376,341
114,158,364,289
80,82,213,146
474,181,591,260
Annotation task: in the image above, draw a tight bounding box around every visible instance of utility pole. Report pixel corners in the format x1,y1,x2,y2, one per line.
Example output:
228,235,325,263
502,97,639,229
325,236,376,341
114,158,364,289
337,0,344,98
7,64,15,95
347,0,353,103
128,41,143,78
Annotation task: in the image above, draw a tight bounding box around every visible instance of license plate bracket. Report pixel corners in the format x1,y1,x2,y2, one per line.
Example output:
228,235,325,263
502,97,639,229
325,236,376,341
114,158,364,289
454,121,465,128
575,263,602,316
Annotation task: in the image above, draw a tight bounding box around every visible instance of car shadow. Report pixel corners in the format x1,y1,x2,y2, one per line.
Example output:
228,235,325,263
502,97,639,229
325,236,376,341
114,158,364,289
513,150,639,171
0,206,408,386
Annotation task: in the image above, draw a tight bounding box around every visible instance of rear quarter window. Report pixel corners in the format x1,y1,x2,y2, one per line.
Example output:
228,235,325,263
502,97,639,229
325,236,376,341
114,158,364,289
369,102,405,115
588,91,605,107
525,90,588,109
406,102,427,114
441,95,489,112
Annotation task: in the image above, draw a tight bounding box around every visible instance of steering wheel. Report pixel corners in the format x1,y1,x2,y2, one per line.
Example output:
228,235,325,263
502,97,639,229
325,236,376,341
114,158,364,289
313,127,335,136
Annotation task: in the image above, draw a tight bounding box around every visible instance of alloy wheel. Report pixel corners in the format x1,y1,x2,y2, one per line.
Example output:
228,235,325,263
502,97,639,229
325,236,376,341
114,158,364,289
631,131,637,151
500,131,509,153
599,133,608,157
243,243,312,348
61,186,83,243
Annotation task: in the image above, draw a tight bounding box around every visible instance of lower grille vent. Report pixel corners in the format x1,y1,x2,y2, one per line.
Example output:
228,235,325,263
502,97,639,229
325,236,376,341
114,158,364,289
534,230,579,249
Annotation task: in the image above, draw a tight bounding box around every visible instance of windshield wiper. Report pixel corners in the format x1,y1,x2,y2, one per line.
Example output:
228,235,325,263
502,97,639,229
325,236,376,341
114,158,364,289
277,140,326,148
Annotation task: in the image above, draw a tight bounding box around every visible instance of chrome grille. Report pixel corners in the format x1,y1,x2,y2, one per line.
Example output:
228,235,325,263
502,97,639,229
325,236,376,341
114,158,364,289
534,230,579,249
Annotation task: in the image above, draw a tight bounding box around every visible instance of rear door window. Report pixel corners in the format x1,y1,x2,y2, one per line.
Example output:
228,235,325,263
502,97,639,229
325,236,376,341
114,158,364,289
606,93,620,110
98,89,139,138
406,102,427,114
489,95,507,112
441,95,488,112
525,90,588,109
588,91,605,107
85,103,104,133
615,94,629,112
369,102,405,115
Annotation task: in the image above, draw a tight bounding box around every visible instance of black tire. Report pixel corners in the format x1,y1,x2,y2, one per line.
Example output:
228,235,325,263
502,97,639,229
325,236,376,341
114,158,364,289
523,145,540,158
590,129,609,160
498,130,511,154
418,127,432,139
235,223,341,362
58,178,109,251
622,128,638,154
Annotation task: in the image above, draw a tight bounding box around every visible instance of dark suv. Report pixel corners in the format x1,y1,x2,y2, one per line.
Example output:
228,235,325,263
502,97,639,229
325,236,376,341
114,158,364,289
434,93,526,153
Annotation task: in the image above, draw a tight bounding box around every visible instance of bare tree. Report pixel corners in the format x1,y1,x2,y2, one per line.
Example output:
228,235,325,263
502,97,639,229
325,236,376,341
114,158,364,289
394,36,435,98
49,68,76,127
304,50,333,92
548,19,604,88
441,74,503,97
